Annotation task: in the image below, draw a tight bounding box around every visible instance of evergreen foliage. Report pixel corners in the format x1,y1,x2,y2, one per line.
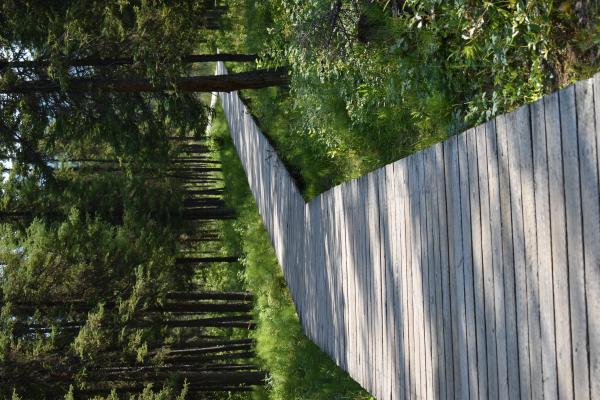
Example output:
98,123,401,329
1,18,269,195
0,2,267,398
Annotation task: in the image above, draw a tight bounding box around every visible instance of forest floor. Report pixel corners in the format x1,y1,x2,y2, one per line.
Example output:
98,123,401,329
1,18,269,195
203,1,600,398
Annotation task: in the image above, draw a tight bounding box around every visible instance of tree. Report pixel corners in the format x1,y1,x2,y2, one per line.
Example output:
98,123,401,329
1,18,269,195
0,1,287,176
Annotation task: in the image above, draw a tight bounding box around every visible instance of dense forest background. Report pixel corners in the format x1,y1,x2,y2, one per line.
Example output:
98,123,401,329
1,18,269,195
0,1,272,399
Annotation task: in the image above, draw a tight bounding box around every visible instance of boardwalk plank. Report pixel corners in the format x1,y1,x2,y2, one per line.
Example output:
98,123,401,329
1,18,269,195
398,159,414,399
387,161,407,399
575,79,600,398
376,168,393,399
423,147,440,400
467,126,488,400
507,104,532,400
438,143,454,400
417,151,435,400
486,118,509,400
352,180,367,388
445,135,469,399
342,181,358,379
335,185,349,372
575,78,598,400
331,187,341,365
365,173,380,397
560,84,590,400
542,91,573,399
410,155,426,400
519,102,543,400
321,192,333,359
531,97,559,400
416,154,428,399
401,157,417,399
457,132,478,400
477,122,499,400
358,175,373,393
590,74,600,400
429,145,447,400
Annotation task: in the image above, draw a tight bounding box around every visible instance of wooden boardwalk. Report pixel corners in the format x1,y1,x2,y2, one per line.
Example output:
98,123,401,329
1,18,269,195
217,62,600,400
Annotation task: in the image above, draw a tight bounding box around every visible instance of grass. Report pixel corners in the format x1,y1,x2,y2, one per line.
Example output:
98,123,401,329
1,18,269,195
210,107,373,400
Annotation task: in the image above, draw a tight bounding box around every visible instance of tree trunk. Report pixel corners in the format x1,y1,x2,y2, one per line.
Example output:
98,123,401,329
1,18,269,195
166,291,253,301
175,256,239,264
181,208,235,220
129,315,255,329
183,189,224,196
152,302,253,313
162,343,253,357
0,54,258,70
1,69,288,93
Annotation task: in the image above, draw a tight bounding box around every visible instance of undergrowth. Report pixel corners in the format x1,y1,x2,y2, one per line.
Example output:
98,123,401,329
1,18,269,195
208,0,600,199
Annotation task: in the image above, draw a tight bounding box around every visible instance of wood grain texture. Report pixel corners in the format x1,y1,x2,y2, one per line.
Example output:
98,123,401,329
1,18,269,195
561,84,589,400
544,91,573,399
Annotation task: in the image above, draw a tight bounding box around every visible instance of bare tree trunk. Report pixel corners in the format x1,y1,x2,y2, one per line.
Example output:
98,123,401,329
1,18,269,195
175,256,239,264
166,291,253,301
0,54,258,70
1,69,288,93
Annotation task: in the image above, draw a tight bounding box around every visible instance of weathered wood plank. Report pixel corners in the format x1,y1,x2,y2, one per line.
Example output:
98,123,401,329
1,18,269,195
467,126,488,399
444,135,469,399
332,185,346,370
577,78,599,400
437,142,454,400
346,178,361,382
384,163,398,399
477,122,499,400
531,97,558,400
406,157,426,397
397,158,413,399
486,118,509,400
375,167,393,399
544,90,573,399
590,74,600,400
507,104,532,400
365,172,380,397
402,156,418,399
560,84,590,400
457,131,478,400
358,174,374,393
417,150,435,400
426,144,445,400
354,176,369,388
321,192,333,359
518,102,543,400
387,161,407,399
423,147,440,400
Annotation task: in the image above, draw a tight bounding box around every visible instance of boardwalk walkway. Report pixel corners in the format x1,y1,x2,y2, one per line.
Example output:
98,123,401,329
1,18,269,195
216,62,600,400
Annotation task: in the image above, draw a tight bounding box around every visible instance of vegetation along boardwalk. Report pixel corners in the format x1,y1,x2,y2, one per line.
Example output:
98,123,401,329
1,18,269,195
217,62,600,400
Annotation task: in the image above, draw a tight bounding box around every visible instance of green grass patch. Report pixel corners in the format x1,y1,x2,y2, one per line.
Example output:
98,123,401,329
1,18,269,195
210,107,372,400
